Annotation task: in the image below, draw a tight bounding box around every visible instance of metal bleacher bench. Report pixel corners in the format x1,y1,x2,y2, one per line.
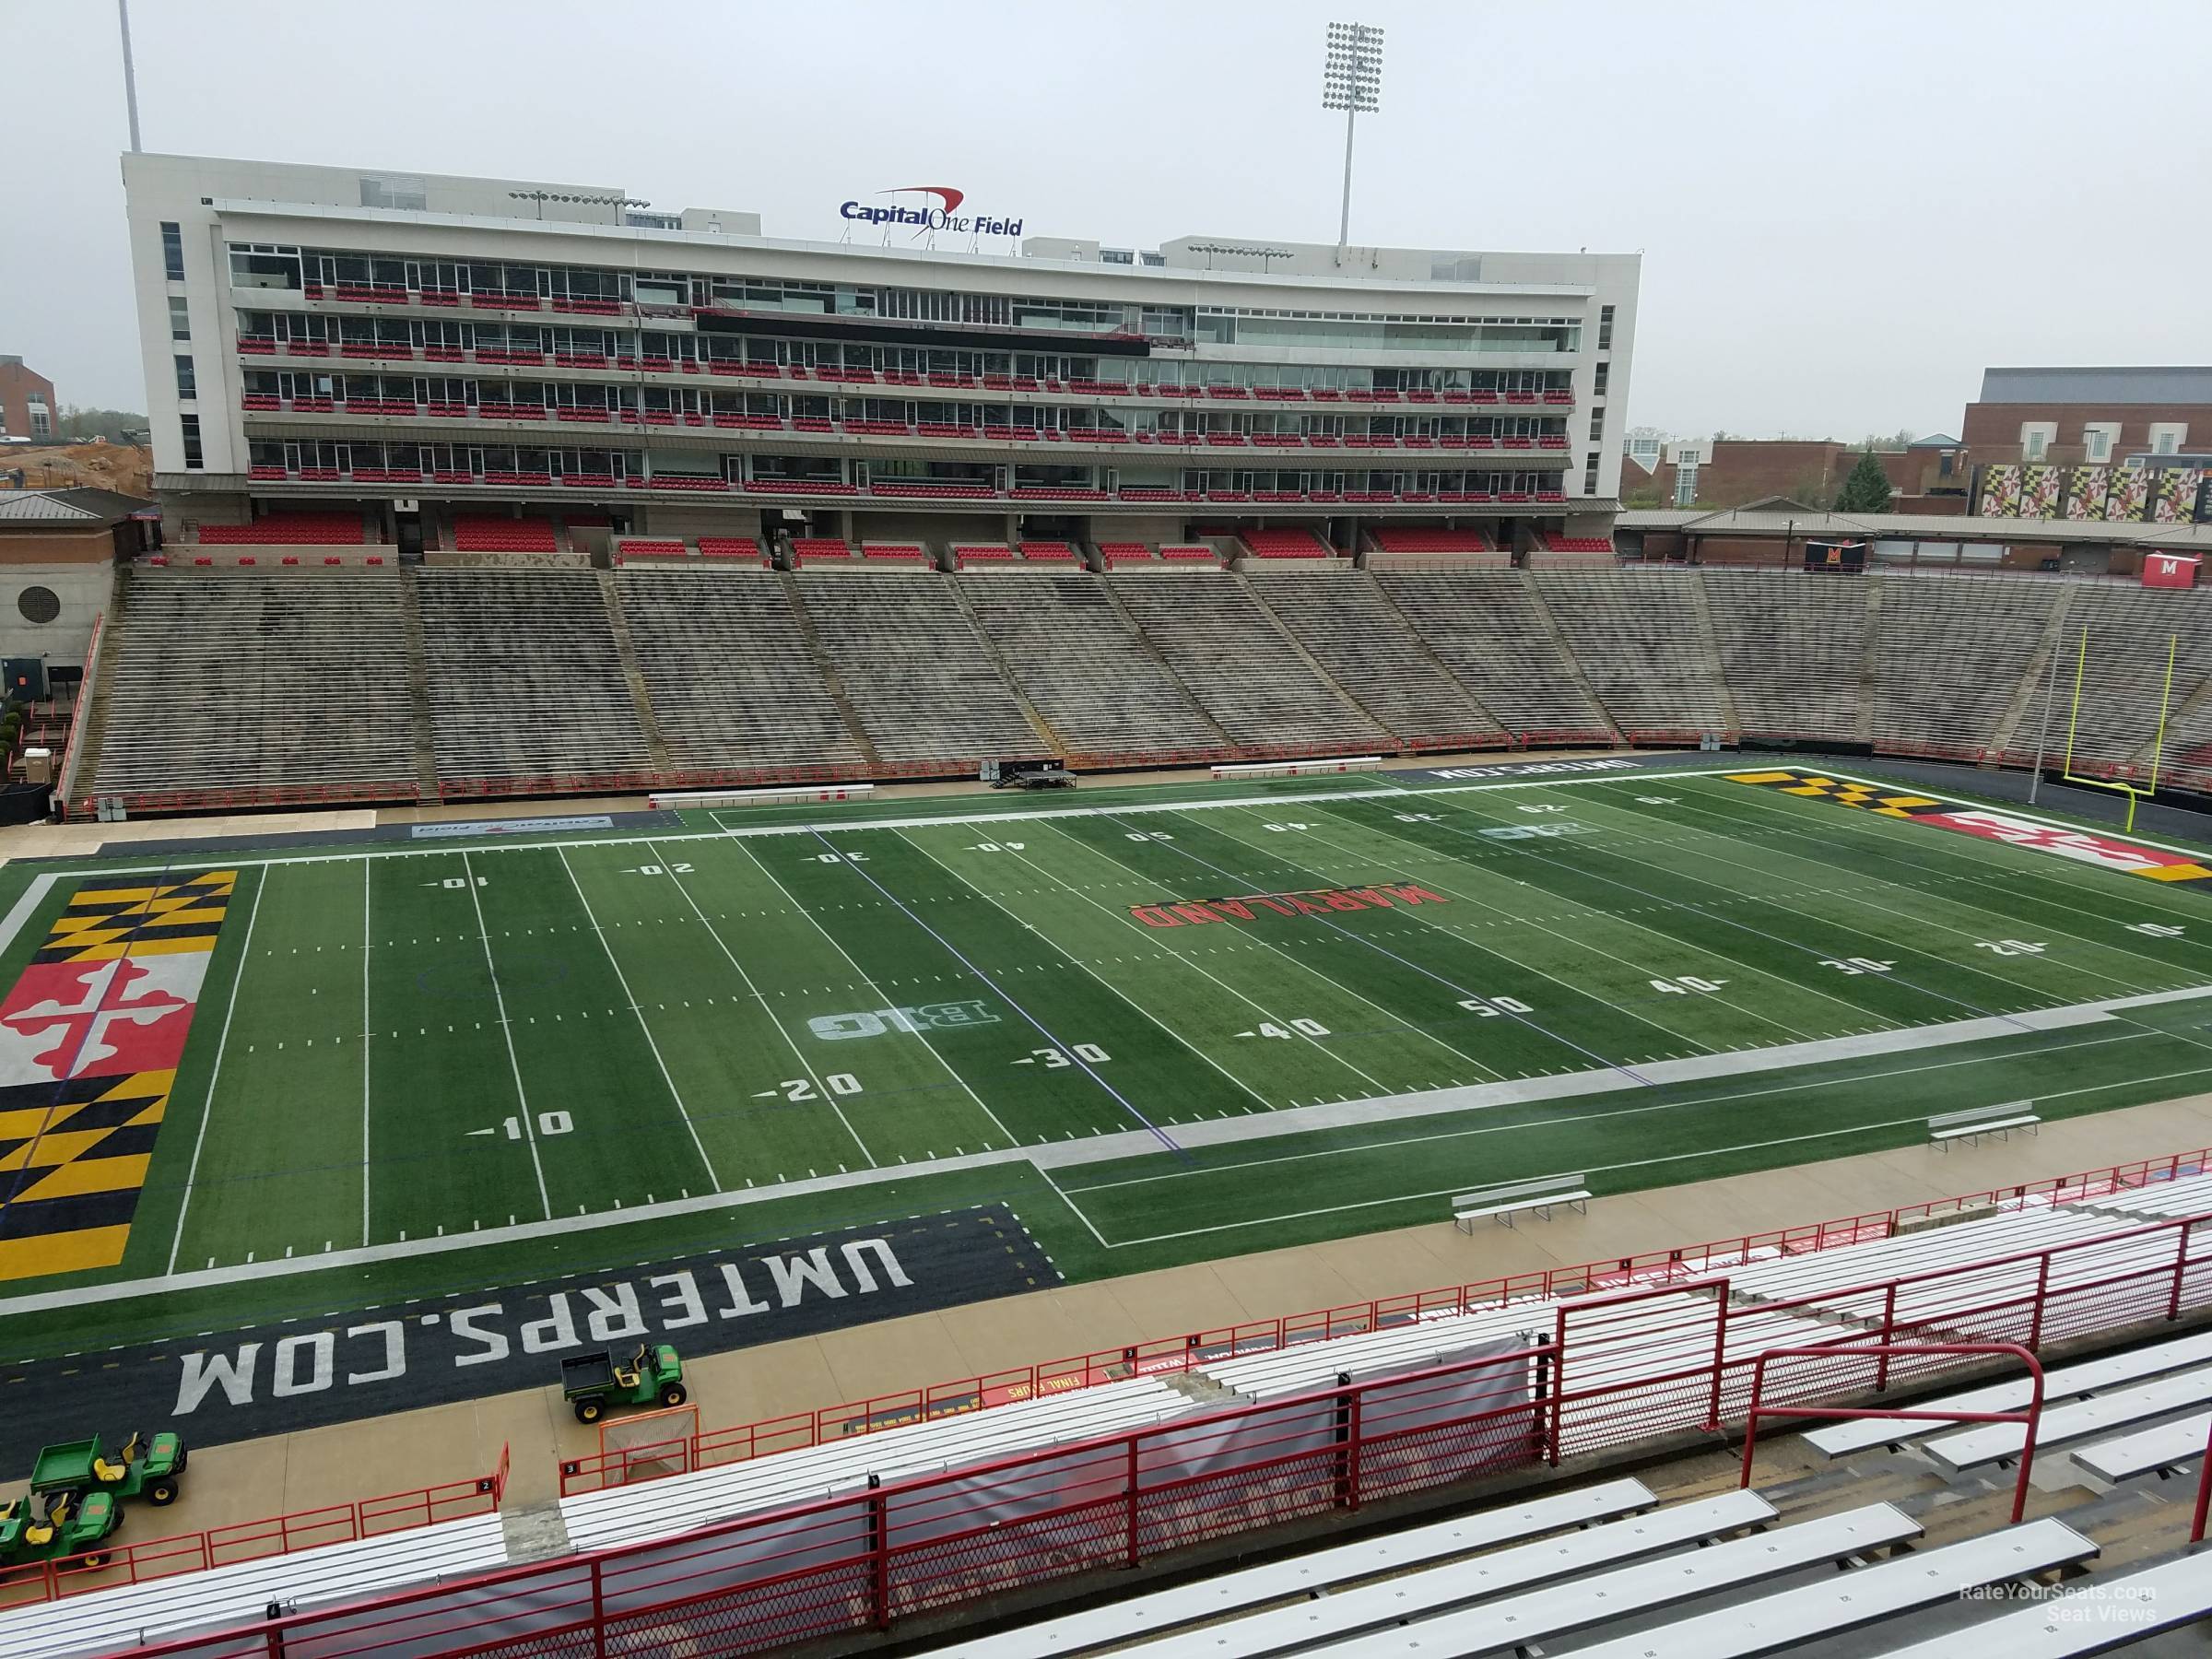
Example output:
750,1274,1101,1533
1871,1553,2212,1655
1928,1100,2040,1147
1454,1173,1590,1230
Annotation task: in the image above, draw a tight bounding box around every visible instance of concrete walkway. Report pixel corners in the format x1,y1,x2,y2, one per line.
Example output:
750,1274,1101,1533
28,1088,2207,1545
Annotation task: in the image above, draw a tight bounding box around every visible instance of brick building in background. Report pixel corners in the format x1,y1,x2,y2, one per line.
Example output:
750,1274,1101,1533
0,358,57,443
1618,435,1966,512
1964,366,2212,525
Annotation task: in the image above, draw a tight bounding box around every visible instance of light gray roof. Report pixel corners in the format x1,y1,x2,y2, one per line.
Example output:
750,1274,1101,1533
0,492,97,522
1618,504,2212,550
0,487,152,525
1980,366,2212,405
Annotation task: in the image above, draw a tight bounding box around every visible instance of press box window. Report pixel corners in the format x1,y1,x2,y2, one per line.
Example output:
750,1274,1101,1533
160,220,184,280
174,355,196,399
179,413,204,468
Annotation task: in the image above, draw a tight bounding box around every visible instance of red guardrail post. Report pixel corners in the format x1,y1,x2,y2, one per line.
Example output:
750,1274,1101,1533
2192,1413,2212,1544
1547,1304,1568,1465
1740,1342,2044,1526
2171,1218,2195,1322
1876,1283,1899,1392
1124,1439,1142,1569
2027,1251,2052,1350
868,1477,891,1630
1704,1285,1729,1430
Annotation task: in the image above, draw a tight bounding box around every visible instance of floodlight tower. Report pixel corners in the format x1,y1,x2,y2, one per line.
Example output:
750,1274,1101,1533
1323,21,1383,258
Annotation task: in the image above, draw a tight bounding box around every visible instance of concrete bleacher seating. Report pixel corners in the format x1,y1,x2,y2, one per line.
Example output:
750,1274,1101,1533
1244,569,1507,747
1018,539,1083,564
1873,571,2065,759
1371,567,1613,741
559,1378,1190,1555
1704,568,1868,745
197,512,365,547
1535,568,1731,737
794,572,1052,765
961,573,1227,758
1111,574,1393,750
451,513,559,554
618,570,868,773
418,570,651,784
2026,583,2212,782
0,1512,509,1659
88,570,418,801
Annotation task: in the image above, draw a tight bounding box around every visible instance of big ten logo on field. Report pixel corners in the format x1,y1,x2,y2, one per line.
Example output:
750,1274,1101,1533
807,1000,1001,1041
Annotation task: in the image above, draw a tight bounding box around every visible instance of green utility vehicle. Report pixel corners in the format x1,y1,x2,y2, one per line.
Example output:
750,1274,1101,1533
30,1430,186,1508
560,1344,687,1423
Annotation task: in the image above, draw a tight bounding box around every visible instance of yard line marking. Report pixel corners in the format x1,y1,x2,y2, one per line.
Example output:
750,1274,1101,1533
1063,1027,2159,1197
1033,819,1482,1087
1092,805,1662,1088
3,988,2198,1316
724,836,1016,1150
1577,782,2159,1000
560,846,721,1189
1412,783,2051,1027
1037,1163,1112,1251
166,861,264,1276
1669,779,2212,976
650,841,878,1169
1,770,1768,909
1001,829,1393,1093
359,856,372,1246
898,830,1281,1113
462,849,552,1218
812,826,1185,1158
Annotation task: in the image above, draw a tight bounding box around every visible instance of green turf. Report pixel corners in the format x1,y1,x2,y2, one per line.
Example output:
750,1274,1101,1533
6,760,2212,1355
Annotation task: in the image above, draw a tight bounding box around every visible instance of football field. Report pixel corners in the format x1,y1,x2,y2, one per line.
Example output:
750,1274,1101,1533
9,759,2212,1359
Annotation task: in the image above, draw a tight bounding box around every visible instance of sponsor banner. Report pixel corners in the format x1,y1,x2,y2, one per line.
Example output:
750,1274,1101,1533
1131,883,1446,928
1728,770,2212,883
0,870,233,1281
412,816,617,840
0,1204,1057,1465
1421,757,1649,782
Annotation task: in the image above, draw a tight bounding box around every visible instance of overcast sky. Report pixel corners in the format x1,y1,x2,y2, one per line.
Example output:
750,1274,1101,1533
4,0,2205,441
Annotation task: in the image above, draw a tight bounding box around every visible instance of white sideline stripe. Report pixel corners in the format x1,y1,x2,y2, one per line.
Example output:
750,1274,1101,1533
0,769,1752,920
5,981,2203,1318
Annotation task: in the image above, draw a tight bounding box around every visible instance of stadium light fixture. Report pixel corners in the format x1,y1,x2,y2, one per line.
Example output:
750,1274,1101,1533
1322,21,1383,256
508,190,653,221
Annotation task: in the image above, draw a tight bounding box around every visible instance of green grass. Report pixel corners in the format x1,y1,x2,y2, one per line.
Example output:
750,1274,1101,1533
7,760,2212,1356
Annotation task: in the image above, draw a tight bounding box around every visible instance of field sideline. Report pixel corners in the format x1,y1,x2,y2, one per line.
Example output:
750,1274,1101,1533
6,757,2212,1362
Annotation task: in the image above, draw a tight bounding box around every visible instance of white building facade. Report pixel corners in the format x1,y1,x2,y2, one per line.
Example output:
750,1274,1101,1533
124,153,1639,549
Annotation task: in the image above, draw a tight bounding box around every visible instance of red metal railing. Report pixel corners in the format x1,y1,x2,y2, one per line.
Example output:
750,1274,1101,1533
1739,1345,2044,1524
119,1194,2212,1659
559,1145,2212,1493
0,1445,508,1611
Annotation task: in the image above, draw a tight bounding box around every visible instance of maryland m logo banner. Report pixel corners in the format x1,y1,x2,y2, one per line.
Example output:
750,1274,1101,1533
0,870,234,1280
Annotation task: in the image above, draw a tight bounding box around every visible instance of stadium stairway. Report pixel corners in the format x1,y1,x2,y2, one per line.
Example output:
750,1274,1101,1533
775,571,887,771
1235,571,1406,745
1685,571,1742,735
596,569,673,775
1989,584,2078,762
944,574,1074,759
1095,574,1239,749
62,564,125,800
1520,570,1630,745
396,571,439,798
1857,575,1882,745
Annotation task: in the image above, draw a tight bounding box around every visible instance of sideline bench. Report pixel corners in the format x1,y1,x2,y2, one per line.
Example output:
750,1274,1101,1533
1455,1173,1590,1230
1930,1101,2039,1147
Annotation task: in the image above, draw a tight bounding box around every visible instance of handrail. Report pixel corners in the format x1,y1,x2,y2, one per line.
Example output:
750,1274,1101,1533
1739,1343,2044,1524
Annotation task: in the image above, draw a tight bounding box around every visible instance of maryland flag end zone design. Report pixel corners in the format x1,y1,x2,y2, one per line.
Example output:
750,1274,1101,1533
1728,771,2212,885
0,870,234,1281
